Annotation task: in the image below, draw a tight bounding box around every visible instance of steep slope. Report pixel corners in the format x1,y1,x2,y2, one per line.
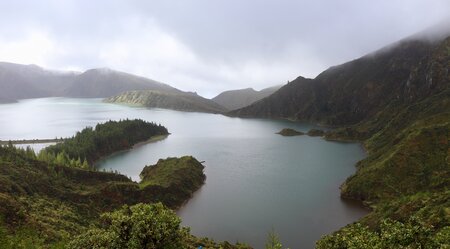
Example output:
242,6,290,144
0,146,206,245
105,90,228,113
64,68,182,98
212,85,281,110
231,26,450,247
232,35,449,126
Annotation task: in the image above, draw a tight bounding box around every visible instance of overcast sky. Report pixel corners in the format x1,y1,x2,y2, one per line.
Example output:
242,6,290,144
0,0,449,97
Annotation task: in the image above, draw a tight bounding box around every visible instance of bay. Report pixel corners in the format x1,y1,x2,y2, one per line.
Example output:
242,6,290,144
0,97,368,248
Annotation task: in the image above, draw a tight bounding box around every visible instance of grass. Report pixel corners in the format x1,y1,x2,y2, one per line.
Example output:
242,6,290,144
140,156,205,188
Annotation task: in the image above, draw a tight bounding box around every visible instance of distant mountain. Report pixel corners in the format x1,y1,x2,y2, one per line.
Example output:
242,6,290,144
211,85,281,110
0,63,182,102
0,62,77,102
0,62,227,113
64,68,182,98
105,90,228,113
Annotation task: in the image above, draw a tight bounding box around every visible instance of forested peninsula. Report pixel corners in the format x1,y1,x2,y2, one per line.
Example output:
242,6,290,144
42,119,168,165
0,120,249,248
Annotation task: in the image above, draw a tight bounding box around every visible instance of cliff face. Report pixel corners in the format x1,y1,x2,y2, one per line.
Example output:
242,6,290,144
105,90,228,113
232,36,449,126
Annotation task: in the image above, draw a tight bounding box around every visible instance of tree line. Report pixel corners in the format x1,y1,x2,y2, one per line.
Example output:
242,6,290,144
44,119,168,166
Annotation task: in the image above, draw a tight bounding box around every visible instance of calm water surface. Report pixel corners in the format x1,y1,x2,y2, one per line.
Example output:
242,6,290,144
0,98,368,249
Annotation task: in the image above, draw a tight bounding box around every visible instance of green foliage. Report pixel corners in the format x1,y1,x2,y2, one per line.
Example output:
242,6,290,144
67,202,252,249
37,150,89,169
341,114,449,201
105,90,227,113
67,203,186,249
184,236,252,249
317,217,449,249
44,119,168,165
309,37,450,248
140,156,205,188
0,216,66,249
433,226,450,247
138,156,206,208
0,145,209,247
276,128,304,136
265,229,288,249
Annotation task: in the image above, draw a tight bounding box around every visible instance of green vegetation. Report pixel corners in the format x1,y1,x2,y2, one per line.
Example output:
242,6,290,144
317,217,449,249
320,109,450,248
212,85,281,111
141,156,205,187
68,203,186,249
0,138,65,145
0,135,225,248
232,33,450,247
37,149,90,169
0,144,131,246
307,129,325,137
138,156,207,208
317,40,450,246
276,128,304,136
265,230,289,249
105,90,228,113
68,203,252,249
44,119,168,165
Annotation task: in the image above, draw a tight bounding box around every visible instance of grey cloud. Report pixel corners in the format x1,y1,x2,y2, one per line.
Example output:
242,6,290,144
0,0,449,97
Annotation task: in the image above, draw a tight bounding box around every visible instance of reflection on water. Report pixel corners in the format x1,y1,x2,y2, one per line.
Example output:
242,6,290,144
0,98,368,249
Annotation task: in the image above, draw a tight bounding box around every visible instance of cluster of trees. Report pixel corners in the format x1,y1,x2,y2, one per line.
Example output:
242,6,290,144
67,202,253,249
0,143,90,169
44,119,168,165
316,217,449,249
68,203,188,249
1,119,168,171
0,143,36,163
37,150,90,169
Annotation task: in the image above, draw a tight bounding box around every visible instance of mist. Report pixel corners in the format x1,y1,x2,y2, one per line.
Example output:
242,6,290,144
0,0,449,97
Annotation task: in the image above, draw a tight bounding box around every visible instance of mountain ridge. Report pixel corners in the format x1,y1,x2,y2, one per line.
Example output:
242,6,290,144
0,63,183,102
212,85,281,110
230,23,450,247
105,90,228,113
231,33,449,125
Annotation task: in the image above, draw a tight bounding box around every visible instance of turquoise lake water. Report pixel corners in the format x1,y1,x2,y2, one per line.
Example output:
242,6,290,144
0,98,368,248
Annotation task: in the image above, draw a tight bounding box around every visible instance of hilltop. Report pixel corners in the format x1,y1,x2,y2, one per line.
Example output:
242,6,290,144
212,85,281,111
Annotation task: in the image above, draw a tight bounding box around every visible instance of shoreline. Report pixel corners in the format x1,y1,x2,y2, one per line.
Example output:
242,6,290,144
276,124,371,212
0,138,66,145
132,134,170,149
93,134,170,169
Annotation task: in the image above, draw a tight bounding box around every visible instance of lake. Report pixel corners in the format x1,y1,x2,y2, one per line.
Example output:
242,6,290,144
0,98,368,248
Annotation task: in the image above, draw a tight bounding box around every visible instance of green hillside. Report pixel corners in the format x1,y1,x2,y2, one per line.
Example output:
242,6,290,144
232,32,450,247
105,90,228,113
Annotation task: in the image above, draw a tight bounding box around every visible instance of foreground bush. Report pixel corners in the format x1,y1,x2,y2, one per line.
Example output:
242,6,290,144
68,203,186,249
316,217,449,249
